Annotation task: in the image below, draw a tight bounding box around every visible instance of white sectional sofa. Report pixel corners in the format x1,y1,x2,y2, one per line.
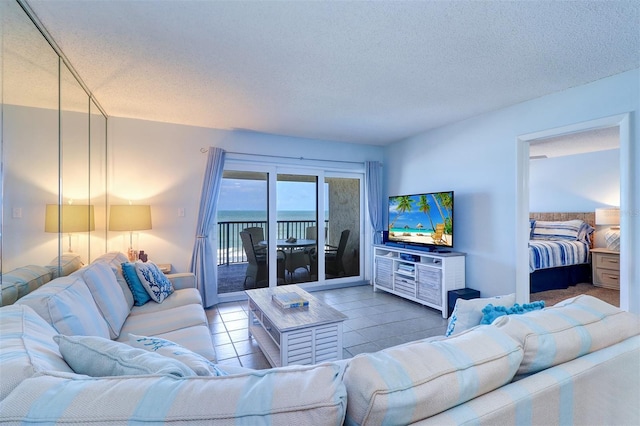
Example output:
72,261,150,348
0,252,638,425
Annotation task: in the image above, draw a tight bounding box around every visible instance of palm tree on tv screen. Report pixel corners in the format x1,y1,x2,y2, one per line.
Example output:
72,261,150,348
433,192,453,235
417,195,436,233
389,196,413,229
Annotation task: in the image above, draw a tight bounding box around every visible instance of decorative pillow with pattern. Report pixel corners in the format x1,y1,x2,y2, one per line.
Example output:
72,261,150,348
129,334,226,376
135,262,174,303
54,334,195,378
480,301,545,325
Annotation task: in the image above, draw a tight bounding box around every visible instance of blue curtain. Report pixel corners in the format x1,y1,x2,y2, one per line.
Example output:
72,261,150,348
366,161,384,244
190,147,226,307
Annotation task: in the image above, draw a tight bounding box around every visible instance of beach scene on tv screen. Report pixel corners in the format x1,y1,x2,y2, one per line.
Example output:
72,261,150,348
389,192,453,247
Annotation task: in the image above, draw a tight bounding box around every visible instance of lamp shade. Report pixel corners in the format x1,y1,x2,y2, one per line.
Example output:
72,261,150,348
45,204,95,233
595,208,620,226
109,205,152,231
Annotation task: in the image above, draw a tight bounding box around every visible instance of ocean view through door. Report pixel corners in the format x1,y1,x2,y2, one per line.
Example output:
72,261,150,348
216,170,271,294
216,164,363,296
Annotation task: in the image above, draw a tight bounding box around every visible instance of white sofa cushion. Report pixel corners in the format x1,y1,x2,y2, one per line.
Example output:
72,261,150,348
493,294,640,376
446,293,516,336
342,325,523,425
15,276,111,338
54,335,196,378
93,252,134,310
78,262,130,339
128,334,224,376
132,325,217,362
0,305,73,401
118,304,208,338
0,363,347,424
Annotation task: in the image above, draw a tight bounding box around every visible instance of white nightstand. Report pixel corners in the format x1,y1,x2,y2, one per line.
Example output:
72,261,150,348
591,248,619,290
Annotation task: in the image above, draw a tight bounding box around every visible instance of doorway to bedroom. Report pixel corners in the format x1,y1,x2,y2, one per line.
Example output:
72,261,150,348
516,114,631,310
527,127,620,307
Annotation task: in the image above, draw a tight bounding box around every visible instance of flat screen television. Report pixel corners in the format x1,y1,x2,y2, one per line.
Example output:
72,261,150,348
387,191,454,250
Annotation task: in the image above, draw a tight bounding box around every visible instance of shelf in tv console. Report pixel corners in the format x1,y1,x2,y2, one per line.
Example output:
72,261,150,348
373,244,466,318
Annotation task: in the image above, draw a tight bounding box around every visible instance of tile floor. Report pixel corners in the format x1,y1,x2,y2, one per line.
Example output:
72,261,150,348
206,284,448,369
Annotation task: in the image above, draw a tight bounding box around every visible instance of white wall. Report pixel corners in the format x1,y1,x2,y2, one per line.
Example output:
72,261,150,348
384,68,639,313
529,149,620,211
108,118,384,273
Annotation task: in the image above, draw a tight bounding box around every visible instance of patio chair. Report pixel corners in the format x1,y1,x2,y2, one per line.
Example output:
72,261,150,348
305,226,328,241
240,231,286,288
326,229,350,278
243,226,266,254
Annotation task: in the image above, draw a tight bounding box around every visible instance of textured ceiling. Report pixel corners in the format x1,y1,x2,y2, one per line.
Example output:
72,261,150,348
16,0,640,145
529,127,620,159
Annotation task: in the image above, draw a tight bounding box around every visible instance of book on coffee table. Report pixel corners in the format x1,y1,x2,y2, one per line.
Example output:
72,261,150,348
272,292,309,309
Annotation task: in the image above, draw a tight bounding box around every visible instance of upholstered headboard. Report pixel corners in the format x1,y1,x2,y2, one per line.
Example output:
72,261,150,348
529,212,595,229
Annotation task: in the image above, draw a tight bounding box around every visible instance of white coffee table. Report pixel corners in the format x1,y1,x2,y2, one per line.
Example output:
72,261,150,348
245,285,347,367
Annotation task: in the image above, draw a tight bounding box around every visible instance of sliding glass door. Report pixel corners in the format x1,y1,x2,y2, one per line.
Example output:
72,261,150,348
276,173,319,285
216,162,363,297
216,169,270,294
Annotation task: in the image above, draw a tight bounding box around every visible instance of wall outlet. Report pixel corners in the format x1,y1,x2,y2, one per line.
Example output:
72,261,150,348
12,208,22,218
178,208,185,217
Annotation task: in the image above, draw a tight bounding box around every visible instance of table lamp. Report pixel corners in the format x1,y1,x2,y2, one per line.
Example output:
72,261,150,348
45,204,95,252
595,207,620,251
109,204,152,261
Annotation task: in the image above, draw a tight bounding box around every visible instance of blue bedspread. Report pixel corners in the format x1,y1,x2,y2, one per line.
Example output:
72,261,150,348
529,239,590,273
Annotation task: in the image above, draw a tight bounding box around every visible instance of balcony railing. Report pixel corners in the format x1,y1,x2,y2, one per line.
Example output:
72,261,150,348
217,220,328,265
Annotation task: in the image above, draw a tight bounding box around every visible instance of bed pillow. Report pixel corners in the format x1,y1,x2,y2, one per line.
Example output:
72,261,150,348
122,262,151,306
446,293,516,337
54,334,196,378
135,262,174,303
129,334,226,376
531,219,588,241
529,219,536,238
480,301,545,325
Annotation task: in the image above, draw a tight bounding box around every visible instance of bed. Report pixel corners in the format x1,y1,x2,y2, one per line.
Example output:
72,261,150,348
529,213,595,293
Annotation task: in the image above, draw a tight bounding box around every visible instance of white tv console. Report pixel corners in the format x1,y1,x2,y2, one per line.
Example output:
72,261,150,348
373,244,466,318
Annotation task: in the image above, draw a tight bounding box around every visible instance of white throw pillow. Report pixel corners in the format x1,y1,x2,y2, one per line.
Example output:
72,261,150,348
54,334,196,377
81,262,130,339
129,334,226,376
446,293,516,336
135,262,174,303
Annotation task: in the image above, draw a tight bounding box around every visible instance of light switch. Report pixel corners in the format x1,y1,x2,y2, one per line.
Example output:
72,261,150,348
178,208,185,217
12,208,22,218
